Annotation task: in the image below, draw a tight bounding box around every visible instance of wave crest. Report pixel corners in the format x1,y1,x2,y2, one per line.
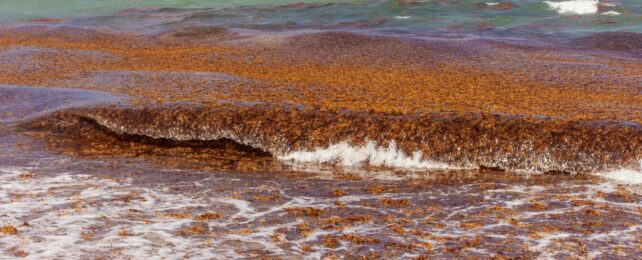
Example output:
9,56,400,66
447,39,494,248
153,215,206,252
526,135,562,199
544,0,599,15
279,140,452,169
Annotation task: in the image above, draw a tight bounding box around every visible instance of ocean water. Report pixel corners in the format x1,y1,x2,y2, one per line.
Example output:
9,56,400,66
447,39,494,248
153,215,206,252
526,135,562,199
0,0,641,258
1,0,641,35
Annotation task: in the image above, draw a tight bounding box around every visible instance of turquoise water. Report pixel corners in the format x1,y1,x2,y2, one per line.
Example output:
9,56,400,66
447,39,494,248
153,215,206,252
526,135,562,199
0,0,357,21
0,0,641,35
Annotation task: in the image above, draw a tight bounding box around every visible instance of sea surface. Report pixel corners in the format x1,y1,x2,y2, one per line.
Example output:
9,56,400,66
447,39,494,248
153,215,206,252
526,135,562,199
0,0,641,259
0,0,641,35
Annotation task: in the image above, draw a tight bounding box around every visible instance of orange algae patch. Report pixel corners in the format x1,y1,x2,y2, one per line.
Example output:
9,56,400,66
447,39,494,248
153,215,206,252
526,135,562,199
481,205,517,217
528,225,561,239
10,248,27,258
384,241,415,250
507,218,529,228
270,233,281,242
16,172,36,179
320,215,373,225
460,235,482,248
80,231,94,240
329,189,346,196
319,215,373,231
117,229,133,237
584,208,601,216
366,185,388,194
235,228,254,235
284,207,325,218
389,224,406,235
1,225,18,235
529,202,548,210
251,194,282,202
195,212,223,221
340,233,380,244
322,235,339,248
378,197,411,207
118,192,147,203
181,224,209,235
164,212,192,219
300,244,313,253
459,222,483,229
296,222,314,238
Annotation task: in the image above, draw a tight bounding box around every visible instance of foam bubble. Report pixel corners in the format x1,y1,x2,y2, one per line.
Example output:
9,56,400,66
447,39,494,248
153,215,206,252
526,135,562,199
278,140,453,169
544,0,599,15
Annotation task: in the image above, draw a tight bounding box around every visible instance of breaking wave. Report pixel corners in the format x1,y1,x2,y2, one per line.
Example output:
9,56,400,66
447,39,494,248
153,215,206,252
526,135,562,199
20,104,642,174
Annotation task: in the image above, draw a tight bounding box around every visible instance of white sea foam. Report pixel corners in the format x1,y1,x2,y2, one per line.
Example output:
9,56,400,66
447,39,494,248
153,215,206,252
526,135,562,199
394,16,411,19
0,168,234,258
0,166,386,258
278,140,452,169
596,161,642,185
544,0,599,15
2,161,640,258
601,10,621,16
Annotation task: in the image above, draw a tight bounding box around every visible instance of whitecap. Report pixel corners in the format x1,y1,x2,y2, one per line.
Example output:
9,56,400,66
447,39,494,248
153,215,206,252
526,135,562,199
596,161,642,185
543,0,599,15
601,10,621,16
